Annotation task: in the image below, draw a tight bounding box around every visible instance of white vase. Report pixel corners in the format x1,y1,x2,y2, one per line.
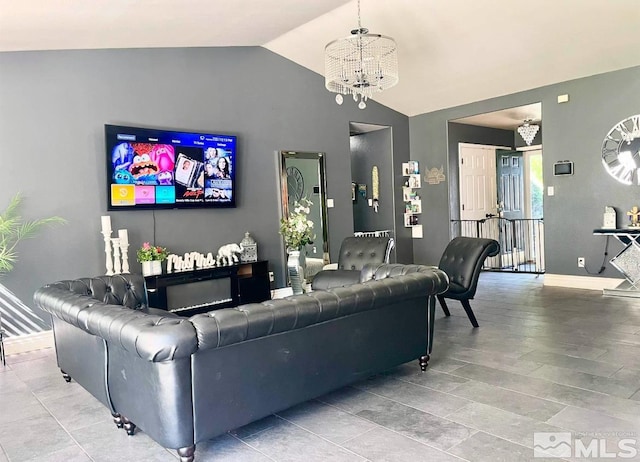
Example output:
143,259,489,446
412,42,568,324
141,260,162,277
287,249,306,295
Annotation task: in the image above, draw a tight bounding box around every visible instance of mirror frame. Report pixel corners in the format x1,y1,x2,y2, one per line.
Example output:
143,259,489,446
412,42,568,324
279,151,330,264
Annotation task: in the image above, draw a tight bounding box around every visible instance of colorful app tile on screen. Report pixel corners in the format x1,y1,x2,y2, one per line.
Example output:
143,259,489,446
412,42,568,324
111,184,135,206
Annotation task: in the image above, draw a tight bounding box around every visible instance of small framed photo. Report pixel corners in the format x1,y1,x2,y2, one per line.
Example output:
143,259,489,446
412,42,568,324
351,182,357,203
408,174,421,188
358,184,367,199
404,213,419,227
402,163,411,176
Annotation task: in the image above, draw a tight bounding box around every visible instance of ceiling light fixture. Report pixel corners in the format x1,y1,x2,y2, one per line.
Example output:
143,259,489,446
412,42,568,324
517,119,540,146
324,0,398,110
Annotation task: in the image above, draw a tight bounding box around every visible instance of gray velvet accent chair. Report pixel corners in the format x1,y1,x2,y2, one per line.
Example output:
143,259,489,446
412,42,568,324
311,236,395,290
437,236,500,327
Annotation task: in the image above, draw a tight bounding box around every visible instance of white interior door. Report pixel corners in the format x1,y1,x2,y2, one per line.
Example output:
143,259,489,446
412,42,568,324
459,144,498,220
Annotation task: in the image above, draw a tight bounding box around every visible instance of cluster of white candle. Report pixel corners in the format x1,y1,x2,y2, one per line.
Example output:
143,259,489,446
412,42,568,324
100,215,130,275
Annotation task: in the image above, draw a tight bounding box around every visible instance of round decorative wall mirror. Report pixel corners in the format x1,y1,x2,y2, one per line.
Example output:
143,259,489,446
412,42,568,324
602,114,640,185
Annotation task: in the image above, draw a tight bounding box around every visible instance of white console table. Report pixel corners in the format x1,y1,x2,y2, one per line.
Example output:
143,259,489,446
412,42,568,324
593,228,640,298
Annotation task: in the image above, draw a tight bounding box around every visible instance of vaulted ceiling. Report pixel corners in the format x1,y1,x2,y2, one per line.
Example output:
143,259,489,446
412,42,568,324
3,0,640,117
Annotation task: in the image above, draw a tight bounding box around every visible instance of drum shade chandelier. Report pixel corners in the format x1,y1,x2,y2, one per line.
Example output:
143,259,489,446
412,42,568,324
324,0,398,110
517,119,540,146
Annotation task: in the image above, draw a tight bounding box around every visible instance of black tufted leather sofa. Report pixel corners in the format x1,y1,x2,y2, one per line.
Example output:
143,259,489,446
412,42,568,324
311,236,395,290
34,264,448,462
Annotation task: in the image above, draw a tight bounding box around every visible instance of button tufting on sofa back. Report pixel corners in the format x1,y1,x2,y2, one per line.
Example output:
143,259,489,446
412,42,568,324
337,237,393,271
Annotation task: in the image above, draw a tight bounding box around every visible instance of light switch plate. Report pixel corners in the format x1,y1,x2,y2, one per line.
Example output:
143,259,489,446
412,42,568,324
327,198,334,208
547,186,555,196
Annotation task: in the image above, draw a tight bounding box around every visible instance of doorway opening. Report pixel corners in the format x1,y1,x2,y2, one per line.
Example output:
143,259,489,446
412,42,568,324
349,122,395,240
450,103,544,273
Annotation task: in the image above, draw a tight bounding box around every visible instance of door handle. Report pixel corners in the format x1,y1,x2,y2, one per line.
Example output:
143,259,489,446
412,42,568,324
485,213,496,218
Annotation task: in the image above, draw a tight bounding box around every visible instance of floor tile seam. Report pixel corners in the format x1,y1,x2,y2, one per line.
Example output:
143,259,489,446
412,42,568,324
380,374,477,406
546,404,640,431
526,364,640,396
314,391,457,428
521,364,640,397
511,350,625,379
437,342,537,361
331,425,379,446
27,387,96,462
335,419,473,460
442,408,577,452
433,379,571,420
444,429,536,459
346,385,474,429
260,414,371,461
225,432,279,462
443,351,546,374
445,365,606,408
391,373,470,395
278,398,385,431
439,394,565,428
447,365,640,422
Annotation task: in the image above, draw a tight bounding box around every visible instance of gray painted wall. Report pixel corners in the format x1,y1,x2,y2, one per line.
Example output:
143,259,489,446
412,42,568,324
0,47,410,315
410,64,640,275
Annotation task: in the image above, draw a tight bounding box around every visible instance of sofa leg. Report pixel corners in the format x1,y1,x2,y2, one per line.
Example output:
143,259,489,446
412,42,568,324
111,413,123,428
122,416,136,436
61,370,71,383
177,445,195,462
419,354,429,371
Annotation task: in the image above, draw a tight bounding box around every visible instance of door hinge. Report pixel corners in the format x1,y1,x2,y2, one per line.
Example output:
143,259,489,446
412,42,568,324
462,204,465,211
461,157,464,165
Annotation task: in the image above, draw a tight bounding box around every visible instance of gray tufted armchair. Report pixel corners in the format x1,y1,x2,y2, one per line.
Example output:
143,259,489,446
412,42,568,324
311,236,394,290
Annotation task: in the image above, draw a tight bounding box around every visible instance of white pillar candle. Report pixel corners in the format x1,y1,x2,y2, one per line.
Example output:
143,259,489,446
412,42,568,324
101,215,112,234
118,229,128,246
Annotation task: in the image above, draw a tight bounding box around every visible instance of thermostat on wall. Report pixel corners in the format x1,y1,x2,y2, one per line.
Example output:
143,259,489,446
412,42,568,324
553,160,574,176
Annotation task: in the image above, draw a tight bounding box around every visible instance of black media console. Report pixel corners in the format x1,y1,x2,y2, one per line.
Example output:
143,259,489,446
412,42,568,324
144,260,271,316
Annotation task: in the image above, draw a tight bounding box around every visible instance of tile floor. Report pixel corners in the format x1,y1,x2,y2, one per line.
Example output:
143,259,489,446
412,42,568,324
3,273,640,461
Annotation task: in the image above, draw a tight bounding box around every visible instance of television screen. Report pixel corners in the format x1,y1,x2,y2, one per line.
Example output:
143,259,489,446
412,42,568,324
106,124,237,210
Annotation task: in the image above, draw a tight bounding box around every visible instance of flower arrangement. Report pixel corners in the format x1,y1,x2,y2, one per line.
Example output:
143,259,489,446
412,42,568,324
279,198,315,250
136,242,169,262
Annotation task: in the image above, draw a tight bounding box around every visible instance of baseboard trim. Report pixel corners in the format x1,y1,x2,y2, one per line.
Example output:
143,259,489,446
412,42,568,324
543,274,623,291
4,330,54,355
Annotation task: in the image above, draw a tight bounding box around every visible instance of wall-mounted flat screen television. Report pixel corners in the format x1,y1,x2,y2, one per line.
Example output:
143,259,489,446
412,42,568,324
106,124,236,210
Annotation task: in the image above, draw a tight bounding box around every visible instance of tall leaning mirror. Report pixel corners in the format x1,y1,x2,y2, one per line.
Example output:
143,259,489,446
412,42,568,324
279,151,330,279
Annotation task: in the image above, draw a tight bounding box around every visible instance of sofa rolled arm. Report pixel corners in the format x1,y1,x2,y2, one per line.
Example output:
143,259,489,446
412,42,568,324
34,284,198,362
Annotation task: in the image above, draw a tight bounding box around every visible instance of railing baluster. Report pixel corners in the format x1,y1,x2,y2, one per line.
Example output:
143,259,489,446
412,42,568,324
450,217,544,274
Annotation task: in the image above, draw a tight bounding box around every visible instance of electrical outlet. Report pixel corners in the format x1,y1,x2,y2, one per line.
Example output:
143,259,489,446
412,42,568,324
577,257,585,268
269,271,275,282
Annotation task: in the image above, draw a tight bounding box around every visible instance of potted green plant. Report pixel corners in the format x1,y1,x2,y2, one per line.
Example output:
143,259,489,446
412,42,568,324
0,193,65,275
136,242,169,276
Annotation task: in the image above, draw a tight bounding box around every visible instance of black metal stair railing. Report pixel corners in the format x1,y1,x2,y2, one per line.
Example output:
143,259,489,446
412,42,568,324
451,217,545,274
